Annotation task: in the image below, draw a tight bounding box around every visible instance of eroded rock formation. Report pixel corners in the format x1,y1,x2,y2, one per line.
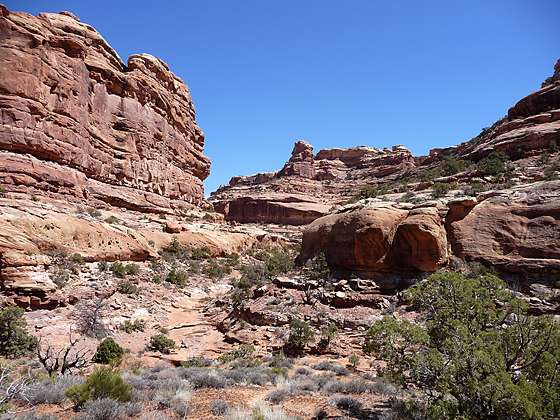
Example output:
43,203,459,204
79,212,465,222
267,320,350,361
210,141,415,225
0,6,210,212
297,182,560,286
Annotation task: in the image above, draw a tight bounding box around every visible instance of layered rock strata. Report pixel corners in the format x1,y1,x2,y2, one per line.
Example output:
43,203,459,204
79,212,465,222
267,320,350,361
0,6,210,212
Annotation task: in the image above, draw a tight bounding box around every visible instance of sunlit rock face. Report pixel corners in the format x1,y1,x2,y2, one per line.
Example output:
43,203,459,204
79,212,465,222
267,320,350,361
0,6,210,212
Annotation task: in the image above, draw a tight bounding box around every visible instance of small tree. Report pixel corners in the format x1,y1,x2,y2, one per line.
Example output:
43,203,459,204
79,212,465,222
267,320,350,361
37,331,90,377
0,306,37,358
148,334,176,354
285,318,314,355
92,338,124,365
74,297,108,338
364,271,560,419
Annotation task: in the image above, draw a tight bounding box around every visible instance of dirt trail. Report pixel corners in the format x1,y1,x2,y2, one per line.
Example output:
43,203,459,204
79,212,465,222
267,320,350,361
165,281,232,360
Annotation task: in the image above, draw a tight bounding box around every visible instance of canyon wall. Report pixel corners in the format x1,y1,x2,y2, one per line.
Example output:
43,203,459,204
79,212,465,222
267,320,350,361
0,6,210,212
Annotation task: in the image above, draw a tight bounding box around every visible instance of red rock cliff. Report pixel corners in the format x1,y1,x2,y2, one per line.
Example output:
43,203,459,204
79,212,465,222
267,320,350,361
0,6,210,212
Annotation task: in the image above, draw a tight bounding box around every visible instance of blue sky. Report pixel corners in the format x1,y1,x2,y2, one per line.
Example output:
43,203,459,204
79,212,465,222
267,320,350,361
9,1,559,194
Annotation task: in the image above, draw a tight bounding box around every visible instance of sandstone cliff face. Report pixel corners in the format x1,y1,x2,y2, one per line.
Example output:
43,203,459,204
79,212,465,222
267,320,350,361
210,141,415,225
0,6,210,212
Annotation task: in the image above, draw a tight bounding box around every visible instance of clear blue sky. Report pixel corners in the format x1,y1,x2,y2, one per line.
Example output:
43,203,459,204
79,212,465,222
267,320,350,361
8,1,560,194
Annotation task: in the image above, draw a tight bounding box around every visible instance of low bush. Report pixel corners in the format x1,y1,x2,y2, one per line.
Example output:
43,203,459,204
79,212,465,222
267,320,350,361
285,318,314,355
328,394,363,414
203,259,232,279
92,338,124,365
0,306,37,358
431,181,456,198
218,344,255,364
165,267,188,287
110,262,139,278
180,367,227,389
119,319,146,333
312,361,349,376
104,215,120,224
116,279,141,295
65,367,132,409
181,356,213,368
476,151,510,176
27,375,84,405
211,399,230,416
147,334,176,354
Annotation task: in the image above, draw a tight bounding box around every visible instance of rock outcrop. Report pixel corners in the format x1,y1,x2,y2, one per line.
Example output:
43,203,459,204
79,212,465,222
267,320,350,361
297,182,560,286
0,6,210,212
210,141,415,225
448,59,560,161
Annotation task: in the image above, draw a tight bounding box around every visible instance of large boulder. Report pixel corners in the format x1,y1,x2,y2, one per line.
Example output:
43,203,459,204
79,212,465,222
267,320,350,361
449,181,560,278
297,202,448,286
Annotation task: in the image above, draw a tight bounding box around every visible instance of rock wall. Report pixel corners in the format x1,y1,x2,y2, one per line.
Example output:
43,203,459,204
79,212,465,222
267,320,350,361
0,6,210,212
297,182,560,288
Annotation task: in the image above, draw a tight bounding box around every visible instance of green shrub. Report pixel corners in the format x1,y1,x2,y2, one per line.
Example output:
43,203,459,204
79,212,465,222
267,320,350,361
116,279,141,295
87,208,102,218
431,182,456,198
148,334,176,354
50,267,71,288
476,151,509,176
165,267,188,287
97,261,109,272
104,215,119,224
190,246,212,260
0,306,37,358
92,338,124,365
119,319,146,333
65,367,132,409
285,318,314,355
544,159,559,181
364,271,560,419
218,344,255,363
203,260,232,279
440,156,469,176
110,262,139,278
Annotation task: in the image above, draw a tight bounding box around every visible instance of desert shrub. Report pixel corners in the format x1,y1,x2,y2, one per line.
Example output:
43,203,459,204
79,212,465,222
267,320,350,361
258,247,294,276
440,156,469,176
75,297,108,338
65,367,132,409
165,266,188,287
212,399,230,416
27,375,84,405
285,318,314,355
265,387,291,404
180,367,227,389
295,367,311,376
190,246,212,260
476,151,509,176
318,323,338,348
87,208,102,218
0,306,37,358
97,261,109,272
116,279,141,295
364,271,560,419
19,412,57,420
104,215,119,224
348,354,359,370
147,334,175,354
328,394,363,414
92,338,124,365
110,262,139,278
229,263,268,306
462,181,487,196
312,361,349,376
544,159,560,180
203,259,232,279
50,267,71,288
305,253,330,281
70,253,85,265
356,184,390,199
80,397,123,420
153,388,192,416
119,319,146,333
181,356,213,368
269,351,293,369
431,182,455,198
